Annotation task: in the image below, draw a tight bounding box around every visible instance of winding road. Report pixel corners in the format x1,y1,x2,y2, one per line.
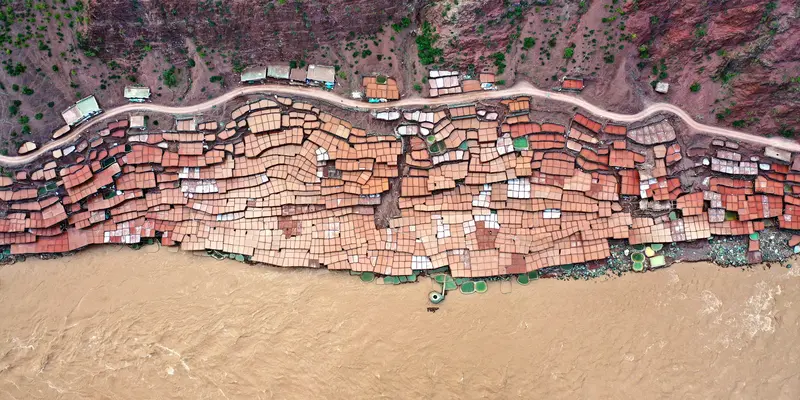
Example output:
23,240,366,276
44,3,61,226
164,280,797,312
2,80,797,167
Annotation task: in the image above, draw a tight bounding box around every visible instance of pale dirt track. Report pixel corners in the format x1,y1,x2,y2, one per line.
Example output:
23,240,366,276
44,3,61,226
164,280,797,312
3,81,798,167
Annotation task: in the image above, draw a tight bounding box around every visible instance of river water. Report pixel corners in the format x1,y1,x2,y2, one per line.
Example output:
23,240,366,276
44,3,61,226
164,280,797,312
0,246,798,399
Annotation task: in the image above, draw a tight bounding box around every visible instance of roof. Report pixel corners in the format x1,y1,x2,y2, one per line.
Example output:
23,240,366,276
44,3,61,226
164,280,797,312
124,85,151,99
562,78,584,90
240,66,267,82
18,141,37,154
765,146,791,163
76,96,101,115
61,95,101,126
61,105,83,126
51,125,70,139
307,64,336,83
130,115,146,128
289,66,307,81
267,64,291,80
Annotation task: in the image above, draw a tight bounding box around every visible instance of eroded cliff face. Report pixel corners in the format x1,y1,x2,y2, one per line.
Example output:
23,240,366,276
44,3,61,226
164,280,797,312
421,0,513,66
85,0,424,66
628,0,800,132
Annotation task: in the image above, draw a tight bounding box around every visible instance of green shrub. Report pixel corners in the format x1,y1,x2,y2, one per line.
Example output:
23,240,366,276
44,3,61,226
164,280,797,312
34,113,43,120
638,45,649,58
578,1,588,14
232,59,246,74
490,52,506,74
695,24,707,38
21,86,34,95
413,83,422,92
563,47,574,59
391,16,412,33
523,37,535,49
690,82,701,92
162,66,178,87
5,62,26,76
416,22,444,65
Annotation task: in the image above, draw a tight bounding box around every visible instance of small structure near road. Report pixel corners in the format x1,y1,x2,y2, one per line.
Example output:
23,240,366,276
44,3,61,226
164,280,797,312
765,146,791,163
655,81,670,94
363,75,399,102
289,66,308,83
123,85,151,102
561,77,585,91
61,95,102,126
18,141,37,155
267,64,291,80
307,64,336,88
480,73,496,90
240,66,267,83
51,124,71,139
130,115,146,130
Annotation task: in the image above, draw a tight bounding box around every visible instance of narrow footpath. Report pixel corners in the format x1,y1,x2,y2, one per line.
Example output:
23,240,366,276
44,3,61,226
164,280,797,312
2,80,797,167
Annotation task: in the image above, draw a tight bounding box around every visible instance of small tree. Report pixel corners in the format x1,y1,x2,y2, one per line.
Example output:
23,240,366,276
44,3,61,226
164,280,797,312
523,37,535,50
162,66,178,87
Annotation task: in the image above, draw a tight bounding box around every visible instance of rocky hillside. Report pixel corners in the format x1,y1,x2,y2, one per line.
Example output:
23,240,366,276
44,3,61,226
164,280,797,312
629,0,799,135
84,0,425,68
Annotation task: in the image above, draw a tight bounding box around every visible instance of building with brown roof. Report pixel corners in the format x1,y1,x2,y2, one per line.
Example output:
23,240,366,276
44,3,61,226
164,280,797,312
562,77,585,91
307,65,336,87
289,66,308,82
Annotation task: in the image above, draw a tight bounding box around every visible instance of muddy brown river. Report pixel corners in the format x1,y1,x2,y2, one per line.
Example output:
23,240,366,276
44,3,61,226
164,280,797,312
0,246,799,399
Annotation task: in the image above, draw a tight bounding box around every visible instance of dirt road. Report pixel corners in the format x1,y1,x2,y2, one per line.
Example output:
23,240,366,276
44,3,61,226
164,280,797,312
2,81,796,167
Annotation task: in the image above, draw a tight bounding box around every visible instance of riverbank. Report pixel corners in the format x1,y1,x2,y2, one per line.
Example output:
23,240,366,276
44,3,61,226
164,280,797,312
1,246,798,399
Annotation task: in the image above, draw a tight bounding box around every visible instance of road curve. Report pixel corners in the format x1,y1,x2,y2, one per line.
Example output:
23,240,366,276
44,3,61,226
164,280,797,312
2,80,797,167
